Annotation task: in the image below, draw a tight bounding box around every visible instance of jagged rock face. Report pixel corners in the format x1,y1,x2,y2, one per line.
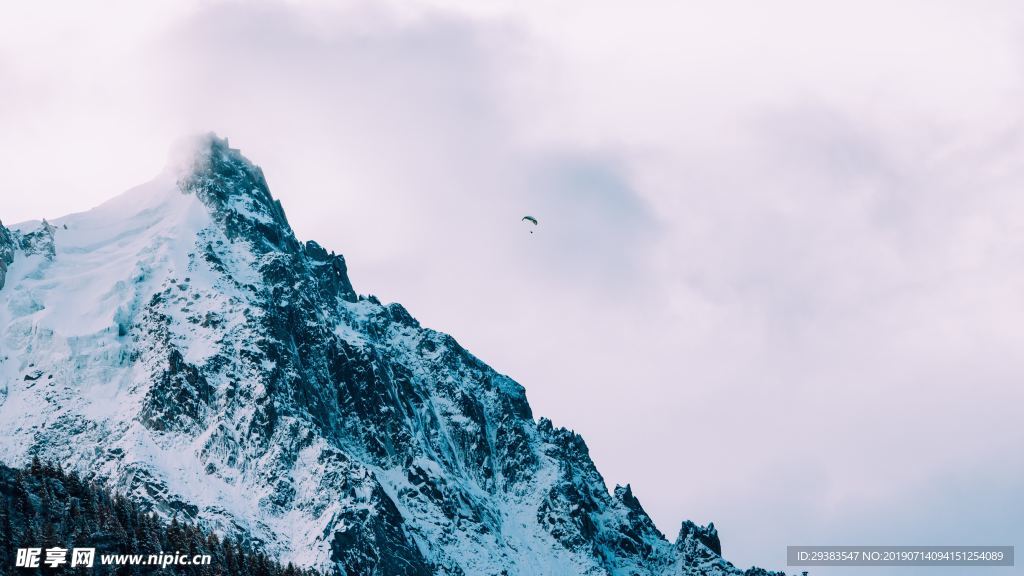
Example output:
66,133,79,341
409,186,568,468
0,222,14,290
16,220,57,259
678,521,722,556
0,135,781,576
0,219,56,291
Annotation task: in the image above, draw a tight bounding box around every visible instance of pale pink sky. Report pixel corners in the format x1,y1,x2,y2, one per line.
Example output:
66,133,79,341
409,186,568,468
2,2,1023,573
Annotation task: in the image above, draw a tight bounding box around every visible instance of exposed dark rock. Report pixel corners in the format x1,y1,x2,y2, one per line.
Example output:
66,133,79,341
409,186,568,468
17,219,56,259
0,220,13,291
139,348,214,434
677,519,722,556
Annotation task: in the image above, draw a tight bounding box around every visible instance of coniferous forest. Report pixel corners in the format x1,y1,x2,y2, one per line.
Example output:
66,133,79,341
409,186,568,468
0,458,324,575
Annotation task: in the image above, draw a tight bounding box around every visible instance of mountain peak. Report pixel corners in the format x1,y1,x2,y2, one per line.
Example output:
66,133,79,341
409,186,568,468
677,519,722,556
166,132,242,179
0,137,781,576
173,132,300,254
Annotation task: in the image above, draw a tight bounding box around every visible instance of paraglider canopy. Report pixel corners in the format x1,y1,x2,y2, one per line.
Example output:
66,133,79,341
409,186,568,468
522,215,538,233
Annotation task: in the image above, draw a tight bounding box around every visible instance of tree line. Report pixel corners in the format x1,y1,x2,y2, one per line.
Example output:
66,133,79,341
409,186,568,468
0,457,325,575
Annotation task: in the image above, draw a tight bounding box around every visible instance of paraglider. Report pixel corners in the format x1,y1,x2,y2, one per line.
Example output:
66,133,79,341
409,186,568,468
522,215,538,233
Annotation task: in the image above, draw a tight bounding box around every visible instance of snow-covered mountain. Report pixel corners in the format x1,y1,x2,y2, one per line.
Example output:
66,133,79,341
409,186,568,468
0,135,781,576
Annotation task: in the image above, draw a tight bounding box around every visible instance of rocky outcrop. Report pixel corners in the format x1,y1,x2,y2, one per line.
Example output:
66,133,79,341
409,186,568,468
0,221,13,290
678,520,722,556
17,219,56,259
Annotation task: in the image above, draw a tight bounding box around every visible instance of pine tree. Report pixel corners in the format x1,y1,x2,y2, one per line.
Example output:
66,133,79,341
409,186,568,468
0,504,12,570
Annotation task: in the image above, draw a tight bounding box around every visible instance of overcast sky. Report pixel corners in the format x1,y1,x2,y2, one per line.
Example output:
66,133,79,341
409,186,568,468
2,1,1023,573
